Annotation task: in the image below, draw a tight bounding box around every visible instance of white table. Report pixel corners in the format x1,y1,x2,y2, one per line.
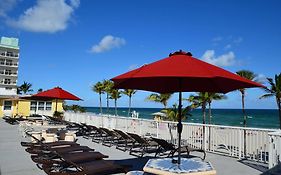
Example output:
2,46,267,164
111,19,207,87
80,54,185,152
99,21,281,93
143,158,216,175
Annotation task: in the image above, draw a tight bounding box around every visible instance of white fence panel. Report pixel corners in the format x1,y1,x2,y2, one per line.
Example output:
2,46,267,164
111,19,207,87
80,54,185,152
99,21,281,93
63,111,278,165
268,131,281,168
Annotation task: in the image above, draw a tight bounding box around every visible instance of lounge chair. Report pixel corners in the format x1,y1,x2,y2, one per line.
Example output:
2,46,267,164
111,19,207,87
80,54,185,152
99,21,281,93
113,129,135,151
127,132,158,157
26,144,92,155
21,140,79,148
99,127,124,147
90,127,111,143
32,151,108,167
42,159,128,175
152,137,206,160
3,116,19,125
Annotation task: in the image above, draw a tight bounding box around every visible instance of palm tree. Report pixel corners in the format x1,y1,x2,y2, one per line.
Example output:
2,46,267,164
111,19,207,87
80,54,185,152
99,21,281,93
146,93,173,140
260,73,281,129
161,104,192,142
236,70,257,127
110,89,122,116
122,89,137,116
146,93,173,108
161,104,191,122
18,81,33,94
103,80,114,113
188,92,209,124
188,92,209,149
236,70,257,158
206,93,227,124
37,88,43,93
71,105,86,113
92,81,104,114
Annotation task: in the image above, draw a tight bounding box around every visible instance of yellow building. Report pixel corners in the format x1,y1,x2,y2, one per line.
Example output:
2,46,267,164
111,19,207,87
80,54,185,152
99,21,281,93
0,95,63,118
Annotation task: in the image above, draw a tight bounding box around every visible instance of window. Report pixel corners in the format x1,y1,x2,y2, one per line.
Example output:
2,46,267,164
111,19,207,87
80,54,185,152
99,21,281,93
46,102,52,111
6,52,12,57
30,101,52,111
6,60,12,66
5,70,11,75
4,79,11,84
38,101,45,110
30,101,37,111
0,59,4,65
3,101,12,110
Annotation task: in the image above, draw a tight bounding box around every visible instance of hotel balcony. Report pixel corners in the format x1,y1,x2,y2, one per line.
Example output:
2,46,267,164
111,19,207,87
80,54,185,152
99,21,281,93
0,52,19,59
0,81,17,86
0,61,18,68
0,71,17,77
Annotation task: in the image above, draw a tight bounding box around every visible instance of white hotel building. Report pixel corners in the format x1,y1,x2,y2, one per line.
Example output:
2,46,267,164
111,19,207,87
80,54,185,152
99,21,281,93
0,37,19,96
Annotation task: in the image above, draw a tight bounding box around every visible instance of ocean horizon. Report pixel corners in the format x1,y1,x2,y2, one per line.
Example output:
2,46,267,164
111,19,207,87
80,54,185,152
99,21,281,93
83,107,280,129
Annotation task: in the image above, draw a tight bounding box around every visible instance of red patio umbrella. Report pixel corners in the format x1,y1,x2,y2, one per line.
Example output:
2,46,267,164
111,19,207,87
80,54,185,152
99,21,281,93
30,87,81,111
111,50,264,164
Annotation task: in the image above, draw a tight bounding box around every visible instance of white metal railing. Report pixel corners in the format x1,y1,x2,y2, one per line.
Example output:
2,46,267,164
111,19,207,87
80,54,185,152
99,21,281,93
64,112,279,165
0,52,19,58
268,131,281,168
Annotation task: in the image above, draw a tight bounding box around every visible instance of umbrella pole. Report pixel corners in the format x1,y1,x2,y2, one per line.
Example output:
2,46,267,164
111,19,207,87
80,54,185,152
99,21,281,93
55,99,58,112
177,91,183,165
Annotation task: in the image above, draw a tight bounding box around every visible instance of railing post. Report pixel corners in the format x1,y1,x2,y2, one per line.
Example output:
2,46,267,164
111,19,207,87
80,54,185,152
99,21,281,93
156,121,159,138
238,129,242,159
204,125,208,151
139,120,142,136
126,118,128,132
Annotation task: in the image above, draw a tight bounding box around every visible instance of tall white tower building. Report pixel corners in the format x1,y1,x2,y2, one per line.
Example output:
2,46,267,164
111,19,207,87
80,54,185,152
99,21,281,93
0,37,19,95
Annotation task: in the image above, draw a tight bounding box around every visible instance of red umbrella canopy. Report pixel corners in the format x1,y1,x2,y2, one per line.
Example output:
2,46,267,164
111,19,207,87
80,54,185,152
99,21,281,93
32,87,81,101
111,51,264,93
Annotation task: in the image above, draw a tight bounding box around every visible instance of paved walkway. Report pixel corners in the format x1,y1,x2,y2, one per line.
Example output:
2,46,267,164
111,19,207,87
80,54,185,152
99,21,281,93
0,118,267,175
0,119,45,175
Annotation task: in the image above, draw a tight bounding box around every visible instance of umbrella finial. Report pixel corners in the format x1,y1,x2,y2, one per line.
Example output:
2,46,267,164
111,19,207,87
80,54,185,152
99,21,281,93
169,50,193,57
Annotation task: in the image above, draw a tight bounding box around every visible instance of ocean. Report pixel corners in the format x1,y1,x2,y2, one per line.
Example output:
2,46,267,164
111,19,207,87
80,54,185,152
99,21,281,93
84,107,280,129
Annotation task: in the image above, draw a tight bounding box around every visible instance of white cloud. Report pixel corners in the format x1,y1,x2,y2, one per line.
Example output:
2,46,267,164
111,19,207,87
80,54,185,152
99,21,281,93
7,0,80,33
255,74,267,84
90,35,126,53
0,0,18,17
201,50,236,67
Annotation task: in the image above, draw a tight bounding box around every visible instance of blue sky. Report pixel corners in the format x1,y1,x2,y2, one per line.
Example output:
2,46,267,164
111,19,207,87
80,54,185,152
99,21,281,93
0,0,280,109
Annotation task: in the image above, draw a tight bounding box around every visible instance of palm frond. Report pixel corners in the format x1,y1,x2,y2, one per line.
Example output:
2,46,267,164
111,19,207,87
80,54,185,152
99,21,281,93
259,93,275,99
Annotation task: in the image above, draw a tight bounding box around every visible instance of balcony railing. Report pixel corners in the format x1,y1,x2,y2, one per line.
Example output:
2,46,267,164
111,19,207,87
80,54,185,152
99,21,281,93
0,71,17,76
0,62,18,67
0,81,17,85
0,52,19,58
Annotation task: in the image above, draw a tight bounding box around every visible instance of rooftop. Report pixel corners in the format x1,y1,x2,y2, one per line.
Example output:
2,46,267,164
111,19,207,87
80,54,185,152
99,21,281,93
0,119,267,175
0,37,19,49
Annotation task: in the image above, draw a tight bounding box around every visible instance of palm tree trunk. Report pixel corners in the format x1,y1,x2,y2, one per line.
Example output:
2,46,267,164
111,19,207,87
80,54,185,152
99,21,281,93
106,93,109,113
242,92,246,127
208,101,211,150
128,96,131,117
167,123,174,142
99,93,102,114
202,102,206,150
115,99,117,116
241,91,247,158
277,97,281,129
208,101,212,124
202,103,206,124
